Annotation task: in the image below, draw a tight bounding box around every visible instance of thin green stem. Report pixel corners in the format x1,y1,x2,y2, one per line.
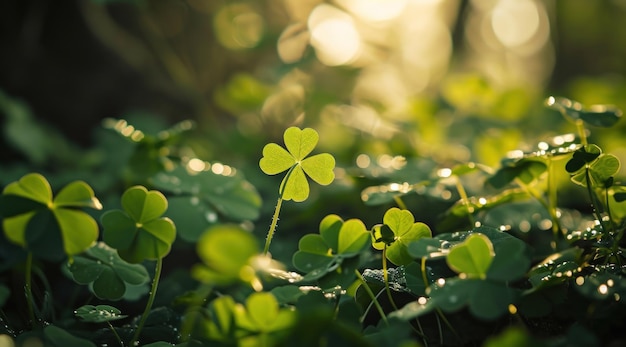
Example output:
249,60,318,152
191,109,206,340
584,168,606,233
25,252,35,327
263,166,294,255
420,257,429,290
107,321,125,347
515,178,561,250
130,258,163,347
382,246,399,311
546,158,563,249
393,195,408,210
454,176,475,227
263,197,283,255
576,120,588,146
354,269,388,325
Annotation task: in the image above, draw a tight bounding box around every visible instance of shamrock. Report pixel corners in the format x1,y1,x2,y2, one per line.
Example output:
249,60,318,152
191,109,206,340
372,208,432,266
259,127,335,202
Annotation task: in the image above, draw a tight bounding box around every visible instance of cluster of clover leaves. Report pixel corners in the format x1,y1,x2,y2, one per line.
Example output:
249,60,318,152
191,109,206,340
1,96,625,347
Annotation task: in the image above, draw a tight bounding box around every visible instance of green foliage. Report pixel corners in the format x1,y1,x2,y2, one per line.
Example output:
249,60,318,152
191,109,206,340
68,242,149,300
192,224,264,289
2,94,626,347
292,214,369,288
371,208,432,266
446,233,494,279
0,173,102,260
102,185,176,263
259,127,335,202
75,304,127,323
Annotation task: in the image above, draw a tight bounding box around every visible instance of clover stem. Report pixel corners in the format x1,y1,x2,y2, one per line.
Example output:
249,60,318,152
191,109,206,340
354,269,388,325
393,195,408,210
107,321,124,347
25,252,35,327
576,120,588,146
263,166,294,255
585,167,606,233
263,197,283,255
454,176,475,227
130,258,162,346
382,246,399,311
547,158,563,250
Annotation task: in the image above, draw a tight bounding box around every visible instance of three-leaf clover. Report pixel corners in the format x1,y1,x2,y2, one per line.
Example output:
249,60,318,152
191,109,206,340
101,186,176,263
371,208,432,266
0,173,102,260
259,127,335,202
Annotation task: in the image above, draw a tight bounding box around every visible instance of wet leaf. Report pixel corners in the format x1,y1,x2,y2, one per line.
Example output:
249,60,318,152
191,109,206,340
75,304,127,323
546,96,622,127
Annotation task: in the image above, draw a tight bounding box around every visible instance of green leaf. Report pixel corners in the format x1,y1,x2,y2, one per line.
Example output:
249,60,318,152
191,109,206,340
3,173,52,205
570,152,620,188
259,127,335,202
292,215,368,286
151,167,262,226
102,186,176,263
121,186,168,223
1,173,101,258
372,208,432,266
68,242,149,300
53,181,103,209
259,143,295,175
487,159,547,189
43,325,96,347
235,292,297,333
446,233,494,279
75,304,127,323
546,96,622,127
301,153,335,185
193,225,259,286
284,127,318,161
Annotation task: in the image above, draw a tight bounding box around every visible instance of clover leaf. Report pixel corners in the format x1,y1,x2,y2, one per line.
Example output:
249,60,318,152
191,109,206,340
565,145,620,188
446,233,495,279
102,186,176,263
234,292,296,334
259,127,335,202
293,214,369,276
371,208,432,266
192,224,261,288
68,242,149,300
0,173,102,260
75,304,127,323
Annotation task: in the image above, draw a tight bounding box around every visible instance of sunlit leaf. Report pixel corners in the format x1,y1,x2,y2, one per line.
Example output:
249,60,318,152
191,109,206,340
293,215,369,286
1,173,101,259
259,127,335,202
446,233,494,279
193,225,260,288
371,208,432,266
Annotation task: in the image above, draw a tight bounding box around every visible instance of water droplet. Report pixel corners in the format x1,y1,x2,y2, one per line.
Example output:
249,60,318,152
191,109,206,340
205,212,217,223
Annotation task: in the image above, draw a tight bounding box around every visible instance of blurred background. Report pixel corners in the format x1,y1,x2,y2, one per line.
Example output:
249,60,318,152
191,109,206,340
1,0,626,258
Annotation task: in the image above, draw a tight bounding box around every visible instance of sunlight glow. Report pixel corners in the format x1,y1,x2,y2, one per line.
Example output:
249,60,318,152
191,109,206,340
338,0,407,23
308,5,362,66
491,0,540,48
